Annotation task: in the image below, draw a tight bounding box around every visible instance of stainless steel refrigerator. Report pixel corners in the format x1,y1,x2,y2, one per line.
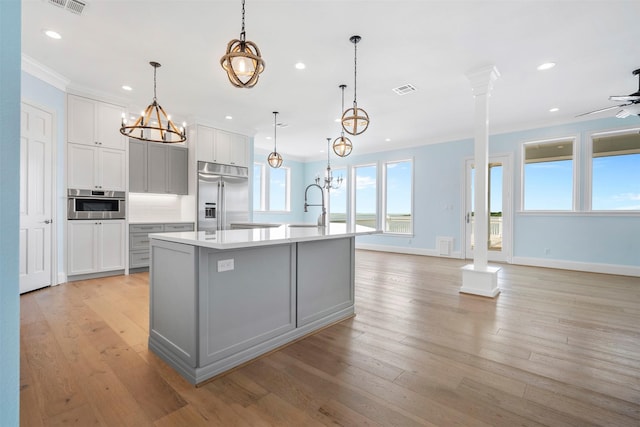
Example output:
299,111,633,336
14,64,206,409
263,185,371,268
197,161,249,231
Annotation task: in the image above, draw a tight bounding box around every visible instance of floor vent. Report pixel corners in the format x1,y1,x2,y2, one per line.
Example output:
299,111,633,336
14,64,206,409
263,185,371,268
48,0,86,15
437,236,453,257
392,84,417,95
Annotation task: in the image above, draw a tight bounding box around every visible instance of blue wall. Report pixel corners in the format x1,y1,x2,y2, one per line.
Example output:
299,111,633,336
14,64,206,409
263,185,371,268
21,72,67,278
253,150,306,224
299,116,640,272
0,0,22,424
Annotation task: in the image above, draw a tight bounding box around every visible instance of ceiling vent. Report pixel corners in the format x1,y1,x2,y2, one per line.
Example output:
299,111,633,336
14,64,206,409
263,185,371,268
392,84,417,95
48,0,86,15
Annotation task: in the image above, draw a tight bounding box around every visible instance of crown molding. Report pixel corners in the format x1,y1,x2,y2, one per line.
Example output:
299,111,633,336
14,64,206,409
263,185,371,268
21,54,70,91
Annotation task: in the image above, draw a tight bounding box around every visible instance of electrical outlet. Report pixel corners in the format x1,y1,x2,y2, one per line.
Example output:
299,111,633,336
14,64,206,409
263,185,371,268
217,259,234,272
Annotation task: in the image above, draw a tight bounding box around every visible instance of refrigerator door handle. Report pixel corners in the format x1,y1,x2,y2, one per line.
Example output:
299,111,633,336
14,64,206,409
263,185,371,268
220,180,226,230
217,181,222,230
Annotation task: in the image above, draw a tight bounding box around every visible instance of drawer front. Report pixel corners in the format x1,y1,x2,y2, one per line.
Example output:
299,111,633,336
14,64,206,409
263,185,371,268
130,224,163,233
130,250,151,268
130,233,152,250
164,223,194,232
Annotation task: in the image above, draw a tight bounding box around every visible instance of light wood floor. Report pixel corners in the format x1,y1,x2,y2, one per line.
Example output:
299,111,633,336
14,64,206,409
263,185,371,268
20,251,640,426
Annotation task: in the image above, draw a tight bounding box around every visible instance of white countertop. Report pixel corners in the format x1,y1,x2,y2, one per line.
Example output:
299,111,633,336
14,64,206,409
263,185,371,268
149,224,379,250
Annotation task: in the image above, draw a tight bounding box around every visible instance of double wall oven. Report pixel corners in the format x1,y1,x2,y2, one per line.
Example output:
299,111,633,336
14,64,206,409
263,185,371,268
67,189,126,220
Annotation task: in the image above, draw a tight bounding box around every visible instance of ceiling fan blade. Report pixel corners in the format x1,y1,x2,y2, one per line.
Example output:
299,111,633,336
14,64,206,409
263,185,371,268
575,104,627,117
609,95,640,102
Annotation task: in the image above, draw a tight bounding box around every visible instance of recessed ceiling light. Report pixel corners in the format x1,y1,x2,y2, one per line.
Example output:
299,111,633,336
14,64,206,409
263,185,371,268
225,115,233,120
385,138,392,142
266,136,272,140
537,62,556,71
295,62,306,70
549,107,559,112
44,29,61,40
122,85,132,91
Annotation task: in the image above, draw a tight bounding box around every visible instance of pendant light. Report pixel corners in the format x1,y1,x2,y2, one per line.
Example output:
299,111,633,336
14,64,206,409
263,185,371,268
333,84,353,157
120,61,186,143
342,35,370,135
268,111,283,168
316,138,343,190
220,0,265,88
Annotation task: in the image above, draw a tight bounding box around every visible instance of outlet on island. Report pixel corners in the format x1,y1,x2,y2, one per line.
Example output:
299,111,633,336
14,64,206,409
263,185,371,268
217,259,234,272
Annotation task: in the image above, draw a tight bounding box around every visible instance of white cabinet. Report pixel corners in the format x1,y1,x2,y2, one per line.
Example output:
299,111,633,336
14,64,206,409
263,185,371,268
67,95,126,150
195,125,248,167
67,143,126,191
67,95,127,191
67,220,125,276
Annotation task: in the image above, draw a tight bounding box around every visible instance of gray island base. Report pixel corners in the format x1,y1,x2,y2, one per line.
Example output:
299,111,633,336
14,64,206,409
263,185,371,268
148,224,378,385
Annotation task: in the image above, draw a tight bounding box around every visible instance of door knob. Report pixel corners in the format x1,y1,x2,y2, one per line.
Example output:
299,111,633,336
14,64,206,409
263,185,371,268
43,219,52,224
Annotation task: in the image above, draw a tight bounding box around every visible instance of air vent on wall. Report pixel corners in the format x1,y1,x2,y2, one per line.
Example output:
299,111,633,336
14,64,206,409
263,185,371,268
48,0,86,15
392,84,417,95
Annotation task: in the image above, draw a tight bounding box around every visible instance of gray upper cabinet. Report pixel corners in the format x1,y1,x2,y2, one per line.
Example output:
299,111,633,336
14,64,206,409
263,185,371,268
129,140,147,193
129,140,188,195
167,146,188,195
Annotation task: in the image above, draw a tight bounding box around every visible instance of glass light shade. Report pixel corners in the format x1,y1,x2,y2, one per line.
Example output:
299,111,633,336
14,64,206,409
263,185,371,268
268,151,283,168
332,135,353,157
341,105,370,135
221,39,265,88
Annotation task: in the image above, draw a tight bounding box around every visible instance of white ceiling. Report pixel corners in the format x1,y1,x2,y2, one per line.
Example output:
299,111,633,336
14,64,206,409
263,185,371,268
21,0,640,161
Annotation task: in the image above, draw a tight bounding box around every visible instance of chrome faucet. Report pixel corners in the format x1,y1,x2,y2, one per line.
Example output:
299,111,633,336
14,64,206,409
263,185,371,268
304,183,326,227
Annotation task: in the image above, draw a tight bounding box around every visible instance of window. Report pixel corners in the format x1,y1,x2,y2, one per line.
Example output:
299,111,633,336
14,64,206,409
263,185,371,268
591,131,640,210
253,162,290,212
384,160,412,233
253,163,264,211
329,168,347,224
353,164,377,228
269,167,290,211
523,139,574,210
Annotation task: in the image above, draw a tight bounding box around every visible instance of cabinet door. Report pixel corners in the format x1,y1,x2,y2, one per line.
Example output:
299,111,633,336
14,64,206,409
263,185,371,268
67,220,98,275
167,146,188,195
67,143,98,189
147,143,168,193
99,148,127,191
99,220,125,271
67,95,96,146
230,133,248,167
215,130,233,165
97,102,126,150
129,139,148,192
196,125,215,163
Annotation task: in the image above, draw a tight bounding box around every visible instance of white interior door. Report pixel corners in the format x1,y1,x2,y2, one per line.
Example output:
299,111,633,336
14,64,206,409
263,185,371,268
464,154,511,262
20,102,54,294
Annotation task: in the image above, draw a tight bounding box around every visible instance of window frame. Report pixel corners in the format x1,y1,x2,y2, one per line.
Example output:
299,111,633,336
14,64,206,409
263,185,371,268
253,162,291,213
350,162,379,230
381,158,414,235
586,127,640,212
520,136,578,212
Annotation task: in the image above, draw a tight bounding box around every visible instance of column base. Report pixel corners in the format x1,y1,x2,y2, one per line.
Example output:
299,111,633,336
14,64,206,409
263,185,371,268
460,264,501,297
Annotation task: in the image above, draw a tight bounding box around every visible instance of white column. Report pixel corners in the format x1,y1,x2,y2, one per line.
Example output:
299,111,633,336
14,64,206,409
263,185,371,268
460,65,501,298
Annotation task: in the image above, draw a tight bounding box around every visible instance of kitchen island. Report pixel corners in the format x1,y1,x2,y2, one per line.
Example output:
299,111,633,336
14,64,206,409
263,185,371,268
148,224,378,385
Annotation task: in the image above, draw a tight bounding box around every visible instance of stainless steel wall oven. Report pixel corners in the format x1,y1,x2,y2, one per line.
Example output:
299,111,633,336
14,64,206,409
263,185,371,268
67,189,126,220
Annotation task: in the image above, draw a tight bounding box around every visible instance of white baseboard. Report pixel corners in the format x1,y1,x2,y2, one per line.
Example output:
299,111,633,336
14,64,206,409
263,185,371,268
510,256,640,277
354,244,640,277
355,243,463,259
57,272,67,286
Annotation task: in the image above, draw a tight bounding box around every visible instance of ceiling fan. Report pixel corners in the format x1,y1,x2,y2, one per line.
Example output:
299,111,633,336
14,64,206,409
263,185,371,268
577,68,640,118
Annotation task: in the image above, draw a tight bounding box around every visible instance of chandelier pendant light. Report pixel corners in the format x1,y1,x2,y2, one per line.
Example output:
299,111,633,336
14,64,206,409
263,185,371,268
267,111,283,168
220,0,265,88
120,61,186,143
316,137,343,190
333,84,353,157
342,35,370,136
